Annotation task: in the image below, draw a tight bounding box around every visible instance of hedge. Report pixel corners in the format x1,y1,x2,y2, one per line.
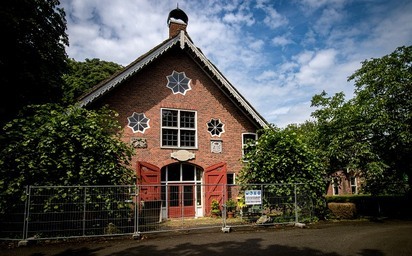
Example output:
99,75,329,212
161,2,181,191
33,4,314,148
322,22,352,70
325,195,412,219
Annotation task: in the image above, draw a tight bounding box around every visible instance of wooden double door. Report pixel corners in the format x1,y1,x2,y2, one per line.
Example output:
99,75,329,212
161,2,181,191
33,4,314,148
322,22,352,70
137,161,228,218
167,183,196,218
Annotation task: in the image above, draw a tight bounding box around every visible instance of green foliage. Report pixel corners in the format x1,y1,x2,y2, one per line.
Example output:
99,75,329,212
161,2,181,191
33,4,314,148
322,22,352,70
62,58,123,104
226,199,237,212
349,45,412,193
0,0,69,126
311,45,412,195
238,124,326,213
211,199,220,214
0,104,135,212
311,91,381,178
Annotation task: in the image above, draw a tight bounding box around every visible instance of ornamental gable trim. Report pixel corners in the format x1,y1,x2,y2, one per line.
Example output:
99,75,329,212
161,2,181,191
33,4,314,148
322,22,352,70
77,31,268,129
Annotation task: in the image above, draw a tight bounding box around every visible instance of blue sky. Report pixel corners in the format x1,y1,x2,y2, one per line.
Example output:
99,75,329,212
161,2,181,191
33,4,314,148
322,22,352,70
61,0,412,127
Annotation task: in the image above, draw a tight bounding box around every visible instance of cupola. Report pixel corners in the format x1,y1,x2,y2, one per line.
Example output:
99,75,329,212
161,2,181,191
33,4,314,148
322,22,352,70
167,7,188,38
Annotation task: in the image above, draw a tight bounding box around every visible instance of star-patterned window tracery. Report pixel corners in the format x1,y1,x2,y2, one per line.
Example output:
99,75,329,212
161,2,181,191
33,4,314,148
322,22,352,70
207,118,225,137
127,112,150,133
166,71,191,95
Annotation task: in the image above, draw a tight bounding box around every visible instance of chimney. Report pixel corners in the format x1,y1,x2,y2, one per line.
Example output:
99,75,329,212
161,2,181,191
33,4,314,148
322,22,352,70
167,7,188,38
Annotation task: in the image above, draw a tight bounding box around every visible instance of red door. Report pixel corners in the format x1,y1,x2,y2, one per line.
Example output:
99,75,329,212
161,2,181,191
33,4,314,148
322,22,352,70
137,161,161,201
168,184,196,218
204,162,227,216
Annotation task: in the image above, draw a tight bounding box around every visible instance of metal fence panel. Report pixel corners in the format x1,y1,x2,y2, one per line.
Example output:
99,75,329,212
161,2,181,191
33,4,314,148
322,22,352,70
0,183,313,240
26,185,137,240
135,183,313,234
0,187,27,240
222,184,313,228
136,184,226,234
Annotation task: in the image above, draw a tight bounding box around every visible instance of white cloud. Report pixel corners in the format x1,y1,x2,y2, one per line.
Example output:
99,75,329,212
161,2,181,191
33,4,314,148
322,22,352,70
63,0,169,65
299,0,346,12
61,0,412,128
272,35,294,47
267,101,315,128
257,5,288,29
222,11,255,26
249,39,265,51
313,7,344,36
363,1,412,56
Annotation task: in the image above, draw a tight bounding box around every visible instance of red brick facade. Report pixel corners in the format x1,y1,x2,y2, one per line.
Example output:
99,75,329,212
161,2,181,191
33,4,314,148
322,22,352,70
91,47,259,174
326,170,362,196
169,22,187,38
80,8,267,217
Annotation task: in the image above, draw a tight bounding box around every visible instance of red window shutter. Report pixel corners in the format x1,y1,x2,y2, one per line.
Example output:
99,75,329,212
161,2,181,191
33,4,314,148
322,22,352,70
204,162,227,215
137,161,161,201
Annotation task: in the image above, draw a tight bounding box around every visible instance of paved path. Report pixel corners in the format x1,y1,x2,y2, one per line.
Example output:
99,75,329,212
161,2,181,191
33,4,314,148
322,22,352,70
2,219,412,256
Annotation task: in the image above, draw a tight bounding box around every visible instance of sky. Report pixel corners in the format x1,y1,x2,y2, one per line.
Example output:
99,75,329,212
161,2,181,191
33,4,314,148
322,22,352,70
60,0,412,128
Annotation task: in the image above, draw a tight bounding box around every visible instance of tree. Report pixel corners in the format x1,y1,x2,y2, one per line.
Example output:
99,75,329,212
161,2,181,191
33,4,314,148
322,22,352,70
311,46,412,194
238,124,326,212
0,104,135,211
311,91,388,194
62,58,123,104
0,0,68,127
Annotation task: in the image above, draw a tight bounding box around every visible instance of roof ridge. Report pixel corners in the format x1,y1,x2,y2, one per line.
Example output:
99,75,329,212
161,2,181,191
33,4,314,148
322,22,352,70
77,32,268,128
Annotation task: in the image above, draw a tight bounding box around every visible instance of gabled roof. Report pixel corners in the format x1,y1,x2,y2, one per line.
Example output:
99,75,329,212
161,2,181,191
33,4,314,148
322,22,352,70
77,31,268,128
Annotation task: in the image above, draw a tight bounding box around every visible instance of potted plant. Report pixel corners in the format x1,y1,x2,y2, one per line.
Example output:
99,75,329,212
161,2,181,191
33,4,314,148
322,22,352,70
226,199,237,218
210,199,221,217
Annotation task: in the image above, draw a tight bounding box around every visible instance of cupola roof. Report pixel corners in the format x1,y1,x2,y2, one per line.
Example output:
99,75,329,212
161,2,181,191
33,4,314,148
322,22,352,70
167,7,188,25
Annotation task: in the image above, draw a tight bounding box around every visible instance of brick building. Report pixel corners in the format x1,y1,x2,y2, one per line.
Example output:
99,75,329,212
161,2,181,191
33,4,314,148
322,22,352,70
326,170,361,196
78,8,268,218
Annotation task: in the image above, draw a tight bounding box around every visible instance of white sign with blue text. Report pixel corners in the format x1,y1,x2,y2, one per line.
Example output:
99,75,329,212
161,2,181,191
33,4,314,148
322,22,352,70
245,190,262,205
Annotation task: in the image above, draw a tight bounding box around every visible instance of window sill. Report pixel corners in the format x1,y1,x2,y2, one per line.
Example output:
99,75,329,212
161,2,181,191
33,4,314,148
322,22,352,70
161,146,198,150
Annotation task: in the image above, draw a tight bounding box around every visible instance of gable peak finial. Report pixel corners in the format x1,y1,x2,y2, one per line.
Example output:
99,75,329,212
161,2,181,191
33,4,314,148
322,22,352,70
167,5,188,38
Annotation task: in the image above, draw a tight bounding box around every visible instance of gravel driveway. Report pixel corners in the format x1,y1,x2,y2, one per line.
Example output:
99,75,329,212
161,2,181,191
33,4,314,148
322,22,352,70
2,219,412,256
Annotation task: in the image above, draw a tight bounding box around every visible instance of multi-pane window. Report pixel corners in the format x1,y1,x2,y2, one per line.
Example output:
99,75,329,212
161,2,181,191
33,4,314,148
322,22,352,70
227,173,235,199
161,164,203,206
161,109,196,148
242,133,257,157
332,177,340,195
350,177,357,194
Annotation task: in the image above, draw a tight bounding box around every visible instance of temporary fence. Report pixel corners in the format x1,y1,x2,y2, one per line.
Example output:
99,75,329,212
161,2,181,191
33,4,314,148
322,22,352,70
0,185,136,241
0,183,313,241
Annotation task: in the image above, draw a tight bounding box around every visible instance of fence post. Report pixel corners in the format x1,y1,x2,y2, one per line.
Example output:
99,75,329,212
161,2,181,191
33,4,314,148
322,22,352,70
82,187,87,236
134,185,140,238
133,185,137,235
261,184,264,215
294,184,298,223
222,184,226,227
22,186,30,240
221,184,232,233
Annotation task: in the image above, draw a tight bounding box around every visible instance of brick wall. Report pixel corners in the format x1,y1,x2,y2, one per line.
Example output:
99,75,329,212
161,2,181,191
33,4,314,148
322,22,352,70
326,170,362,196
169,22,186,38
92,45,259,176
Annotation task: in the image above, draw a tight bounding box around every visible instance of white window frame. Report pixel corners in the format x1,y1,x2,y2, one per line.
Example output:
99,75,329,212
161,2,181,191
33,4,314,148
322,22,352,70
127,112,150,133
161,108,197,149
166,70,192,95
227,173,236,185
332,177,340,196
242,132,257,157
350,177,357,194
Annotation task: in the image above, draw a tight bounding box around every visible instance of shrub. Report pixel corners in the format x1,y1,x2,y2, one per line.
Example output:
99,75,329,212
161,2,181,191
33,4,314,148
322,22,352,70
327,202,357,219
